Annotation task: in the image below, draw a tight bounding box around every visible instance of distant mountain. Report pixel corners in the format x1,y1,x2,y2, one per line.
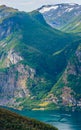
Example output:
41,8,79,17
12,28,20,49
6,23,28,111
0,5,81,111
38,3,81,33
0,108,58,130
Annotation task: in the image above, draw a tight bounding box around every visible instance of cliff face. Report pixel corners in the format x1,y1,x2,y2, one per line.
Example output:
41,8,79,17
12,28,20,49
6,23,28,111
0,64,36,108
46,43,81,111
62,44,81,107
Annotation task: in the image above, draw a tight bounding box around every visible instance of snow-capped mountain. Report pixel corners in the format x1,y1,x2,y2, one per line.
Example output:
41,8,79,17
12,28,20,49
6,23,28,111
38,3,81,29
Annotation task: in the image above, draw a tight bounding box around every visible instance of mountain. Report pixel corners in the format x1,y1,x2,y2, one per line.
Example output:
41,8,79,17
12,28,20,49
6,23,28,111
38,3,81,33
0,5,81,111
0,108,58,130
38,3,81,111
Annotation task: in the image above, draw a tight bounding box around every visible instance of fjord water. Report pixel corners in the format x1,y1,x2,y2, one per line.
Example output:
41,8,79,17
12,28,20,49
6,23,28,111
10,109,81,130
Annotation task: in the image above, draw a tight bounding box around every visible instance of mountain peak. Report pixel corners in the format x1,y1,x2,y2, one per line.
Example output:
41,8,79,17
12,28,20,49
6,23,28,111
0,4,18,12
39,5,59,13
38,3,81,30
39,3,80,13
0,5,6,9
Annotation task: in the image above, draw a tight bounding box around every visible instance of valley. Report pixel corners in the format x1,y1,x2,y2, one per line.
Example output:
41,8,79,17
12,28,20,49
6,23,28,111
0,4,81,112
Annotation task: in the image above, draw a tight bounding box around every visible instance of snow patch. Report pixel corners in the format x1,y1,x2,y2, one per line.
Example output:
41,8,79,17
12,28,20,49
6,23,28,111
39,6,58,13
69,3,77,6
65,7,74,12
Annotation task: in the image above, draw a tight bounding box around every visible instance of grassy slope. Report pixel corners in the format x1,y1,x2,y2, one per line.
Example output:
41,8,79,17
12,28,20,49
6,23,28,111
8,11,79,77
0,10,78,79
61,15,81,33
0,108,58,130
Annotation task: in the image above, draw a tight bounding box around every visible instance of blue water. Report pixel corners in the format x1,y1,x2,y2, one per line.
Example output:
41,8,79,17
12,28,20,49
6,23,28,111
8,108,81,130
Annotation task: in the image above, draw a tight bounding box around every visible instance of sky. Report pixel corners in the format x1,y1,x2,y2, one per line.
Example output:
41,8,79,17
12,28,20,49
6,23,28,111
0,0,81,12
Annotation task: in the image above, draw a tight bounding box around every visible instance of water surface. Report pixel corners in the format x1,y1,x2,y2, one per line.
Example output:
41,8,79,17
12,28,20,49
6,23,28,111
9,109,81,130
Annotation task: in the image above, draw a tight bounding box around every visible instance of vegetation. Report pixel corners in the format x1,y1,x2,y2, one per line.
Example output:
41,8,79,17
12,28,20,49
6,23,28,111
0,108,58,130
0,5,81,111
61,15,81,33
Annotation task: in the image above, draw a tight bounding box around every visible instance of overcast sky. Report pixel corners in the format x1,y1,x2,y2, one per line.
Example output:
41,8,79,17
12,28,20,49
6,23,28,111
0,0,81,12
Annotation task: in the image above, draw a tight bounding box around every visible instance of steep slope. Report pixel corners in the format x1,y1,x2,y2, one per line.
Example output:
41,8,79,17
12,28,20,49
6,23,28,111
41,39,81,111
61,15,81,33
0,5,80,111
38,3,81,32
0,108,58,130
37,3,81,111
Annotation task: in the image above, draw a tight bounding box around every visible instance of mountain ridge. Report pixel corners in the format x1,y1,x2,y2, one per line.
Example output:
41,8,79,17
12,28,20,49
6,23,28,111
38,3,81,33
